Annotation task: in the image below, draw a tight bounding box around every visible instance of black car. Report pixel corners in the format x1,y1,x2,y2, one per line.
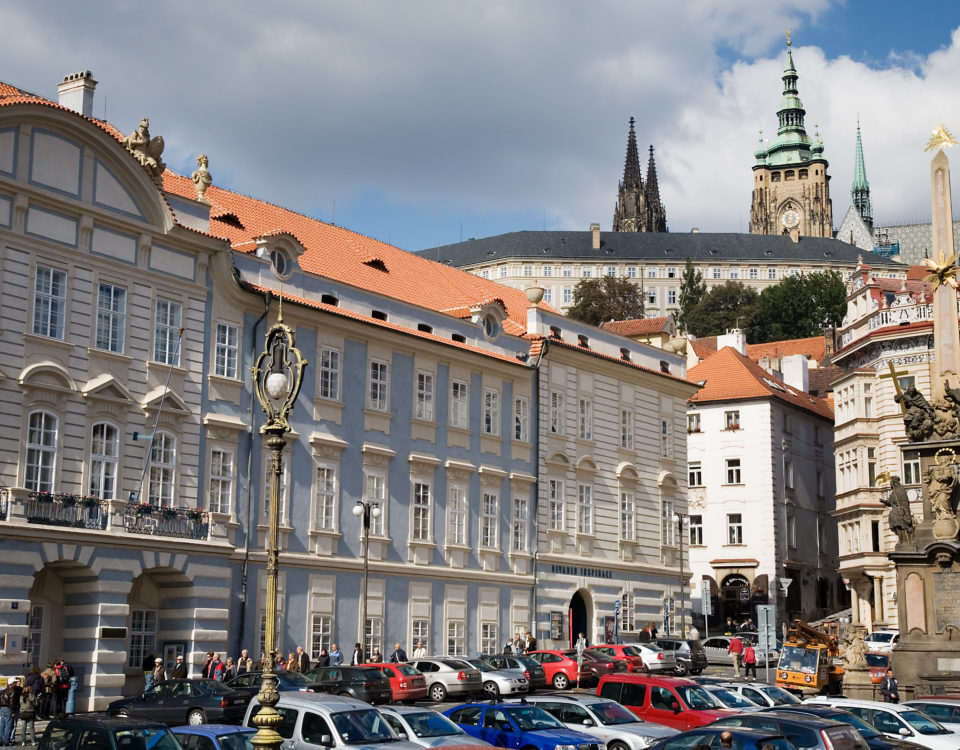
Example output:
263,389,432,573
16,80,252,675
109,679,248,726
762,706,931,750
224,671,323,701
712,710,869,750
655,638,709,676
41,714,184,750
480,654,547,691
302,666,392,704
647,725,797,750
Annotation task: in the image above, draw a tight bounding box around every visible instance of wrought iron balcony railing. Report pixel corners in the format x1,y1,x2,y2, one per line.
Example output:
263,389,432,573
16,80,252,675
25,492,107,529
120,502,209,540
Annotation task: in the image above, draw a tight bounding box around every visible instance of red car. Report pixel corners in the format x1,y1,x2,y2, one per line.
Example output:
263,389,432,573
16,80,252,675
596,673,736,730
525,649,594,689
586,644,646,672
365,662,428,701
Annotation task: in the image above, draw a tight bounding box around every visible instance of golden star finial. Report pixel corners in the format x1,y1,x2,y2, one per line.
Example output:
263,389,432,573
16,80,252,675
924,250,959,290
926,123,958,152
786,29,791,47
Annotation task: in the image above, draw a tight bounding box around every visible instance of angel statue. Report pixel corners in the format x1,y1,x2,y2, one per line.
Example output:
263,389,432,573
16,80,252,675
121,117,165,180
841,627,868,668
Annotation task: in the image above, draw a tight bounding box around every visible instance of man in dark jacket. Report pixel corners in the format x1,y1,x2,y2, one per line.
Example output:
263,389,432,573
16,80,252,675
171,656,188,679
296,646,310,672
880,668,900,703
389,643,408,663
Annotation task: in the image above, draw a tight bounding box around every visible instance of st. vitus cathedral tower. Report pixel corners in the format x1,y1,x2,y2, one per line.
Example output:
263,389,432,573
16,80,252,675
613,118,667,233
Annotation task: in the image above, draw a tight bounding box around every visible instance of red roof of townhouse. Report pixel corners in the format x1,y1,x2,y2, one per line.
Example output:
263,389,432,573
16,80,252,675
601,317,671,337
745,335,826,364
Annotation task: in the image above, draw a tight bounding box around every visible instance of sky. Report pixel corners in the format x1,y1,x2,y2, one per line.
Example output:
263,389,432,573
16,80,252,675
4,1,960,252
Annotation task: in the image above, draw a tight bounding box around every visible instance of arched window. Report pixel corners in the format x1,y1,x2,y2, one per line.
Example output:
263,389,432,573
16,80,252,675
89,422,119,499
25,411,58,492
148,431,176,506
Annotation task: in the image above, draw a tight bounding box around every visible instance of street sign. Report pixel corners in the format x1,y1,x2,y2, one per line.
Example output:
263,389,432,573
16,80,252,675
700,580,713,615
756,604,777,651
614,599,621,614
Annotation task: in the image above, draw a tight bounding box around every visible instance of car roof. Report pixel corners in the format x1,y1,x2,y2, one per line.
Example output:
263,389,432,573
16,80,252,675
807,697,912,712
379,705,446,716
906,698,960,704
756,711,847,727
48,715,168,730
520,694,607,705
599,673,697,685
697,727,790,739
249,692,371,710
172,726,256,737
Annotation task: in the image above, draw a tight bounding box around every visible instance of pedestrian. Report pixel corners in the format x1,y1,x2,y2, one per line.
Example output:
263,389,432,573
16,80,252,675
223,658,235,681
53,660,72,716
152,658,166,685
18,684,36,746
210,653,224,681
524,631,537,652
142,652,156,689
286,652,299,671
202,652,215,679
502,639,513,654
724,618,735,636
315,649,330,668
39,664,55,720
412,641,427,658
351,642,363,665
880,668,899,703
370,647,382,663
237,649,253,675
727,634,744,679
296,646,310,672
513,634,524,653
742,640,757,681
329,644,343,666
65,675,78,716
390,642,408,663
24,668,44,716
171,655,188,679
720,732,734,749
0,679,18,745
575,632,587,654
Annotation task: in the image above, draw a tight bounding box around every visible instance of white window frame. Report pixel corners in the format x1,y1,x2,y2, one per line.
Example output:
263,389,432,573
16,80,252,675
578,398,593,440
148,431,177,507
314,464,337,530
89,421,119,500
128,608,157,668
310,614,333,660
318,346,341,401
153,298,182,366
548,479,564,531
447,485,467,546
577,484,593,535
481,491,499,549
660,418,671,458
95,281,126,353
690,515,703,545
514,396,529,442
727,513,744,544
368,360,389,411
550,391,564,434
365,617,383,658
214,322,239,379
511,496,528,552
688,461,703,487
620,491,635,541
411,619,430,652
450,379,468,429
725,410,740,430
620,409,634,449
620,592,635,632
562,287,573,304
412,481,432,541
364,471,386,535
25,410,58,493
415,371,435,421
483,388,500,436
726,458,742,484
33,265,67,340
446,619,465,656
661,496,676,546
208,447,234,514
903,450,921,485
480,622,499,656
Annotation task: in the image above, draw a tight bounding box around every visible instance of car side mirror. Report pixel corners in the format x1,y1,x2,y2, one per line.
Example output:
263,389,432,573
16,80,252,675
899,729,910,737
397,733,408,740
583,719,594,727
672,702,681,714
320,735,333,747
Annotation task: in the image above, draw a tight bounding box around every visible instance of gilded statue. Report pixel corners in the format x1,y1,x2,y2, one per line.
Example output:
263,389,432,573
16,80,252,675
121,117,166,181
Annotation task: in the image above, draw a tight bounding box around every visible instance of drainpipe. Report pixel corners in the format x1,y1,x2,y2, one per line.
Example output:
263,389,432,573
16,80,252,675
528,339,549,644
236,291,272,657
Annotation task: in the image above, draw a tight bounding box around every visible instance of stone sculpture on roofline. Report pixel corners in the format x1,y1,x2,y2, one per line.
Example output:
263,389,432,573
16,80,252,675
121,117,165,183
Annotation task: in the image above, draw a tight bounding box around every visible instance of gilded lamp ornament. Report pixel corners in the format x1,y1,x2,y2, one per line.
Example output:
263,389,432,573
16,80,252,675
926,123,959,152
923,250,959,291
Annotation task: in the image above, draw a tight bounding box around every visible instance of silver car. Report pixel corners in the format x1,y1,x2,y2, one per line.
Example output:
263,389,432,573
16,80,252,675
700,635,778,666
513,694,677,750
379,705,493,748
242,692,423,750
409,657,483,702
464,657,528,697
622,643,677,674
702,684,764,711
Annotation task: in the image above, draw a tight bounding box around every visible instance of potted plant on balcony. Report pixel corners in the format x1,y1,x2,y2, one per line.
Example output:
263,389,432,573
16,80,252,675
187,507,205,522
161,506,179,520
80,495,101,509
57,493,78,507
30,490,55,503
134,502,154,517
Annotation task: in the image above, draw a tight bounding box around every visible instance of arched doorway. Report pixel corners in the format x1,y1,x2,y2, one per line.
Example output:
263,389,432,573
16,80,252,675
27,562,95,670
569,589,592,647
720,574,750,626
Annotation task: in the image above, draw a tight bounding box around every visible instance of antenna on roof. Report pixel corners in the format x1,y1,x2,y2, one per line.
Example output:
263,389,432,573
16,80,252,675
331,200,336,225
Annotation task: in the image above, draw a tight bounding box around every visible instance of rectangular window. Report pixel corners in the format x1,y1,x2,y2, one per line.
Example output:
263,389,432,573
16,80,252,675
416,371,434,421
577,484,593,535
148,432,176,507
481,492,498,548
543,288,553,304
446,620,465,656
627,266,637,278
578,398,593,440
314,466,337,530
450,379,468,429
481,622,499,656
620,409,634,449
582,267,592,278
95,282,126,352
899,376,916,391
128,609,157,668
208,448,234,514
688,461,703,487
687,413,701,433
620,491,635,541
647,289,656,305
817,470,824,497
511,497,528,552
311,615,333,659
523,265,533,277
903,450,921,485
712,268,721,279
767,268,778,280
787,508,797,548
606,266,617,277
483,388,501,435
318,347,341,400
727,513,743,544
647,268,657,279
667,267,677,279
514,396,529,441
33,266,67,339
499,266,508,278
368,360,389,411
749,268,758,279
26,411,58,493
550,391,564,434
25,605,43,669
447,486,467,545
548,480,564,531
660,419,671,458
563,266,573,277
867,447,877,487
729,268,740,279
365,473,386,535
667,289,677,304
662,497,675,546
213,322,239,379
364,617,383,658
725,410,740,430
542,265,553,277
784,459,794,489
621,592,635,632
563,287,573,304
412,619,430,651
412,482,431,541
726,458,742,484
89,422,118,500
864,382,873,418
153,299,182,365
689,515,703,545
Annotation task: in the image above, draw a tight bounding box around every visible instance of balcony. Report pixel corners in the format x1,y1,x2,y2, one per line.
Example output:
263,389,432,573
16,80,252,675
23,492,107,529
120,502,209,540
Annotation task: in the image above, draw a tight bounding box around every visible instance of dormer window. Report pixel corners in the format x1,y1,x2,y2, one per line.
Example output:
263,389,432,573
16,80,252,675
371,310,387,321
578,335,589,348
271,249,290,277
549,326,562,339
321,294,339,306
417,323,433,334
620,348,631,361
452,333,466,343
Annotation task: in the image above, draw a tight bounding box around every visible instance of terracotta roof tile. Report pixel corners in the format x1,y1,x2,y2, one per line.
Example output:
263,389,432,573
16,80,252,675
690,336,718,360
746,335,826,364
808,366,845,396
601,317,671,336
541,336,699,388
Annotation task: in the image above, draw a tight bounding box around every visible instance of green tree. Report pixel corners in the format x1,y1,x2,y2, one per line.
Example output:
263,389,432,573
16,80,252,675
685,281,758,338
676,258,706,332
567,276,645,327
750,271,846,343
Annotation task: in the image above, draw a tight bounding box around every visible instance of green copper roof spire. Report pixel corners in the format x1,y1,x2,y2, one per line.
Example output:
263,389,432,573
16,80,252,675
851,118,873,230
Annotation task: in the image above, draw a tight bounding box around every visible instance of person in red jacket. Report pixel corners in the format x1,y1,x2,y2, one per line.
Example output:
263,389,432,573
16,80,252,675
727,634,743,678
742,640,757,680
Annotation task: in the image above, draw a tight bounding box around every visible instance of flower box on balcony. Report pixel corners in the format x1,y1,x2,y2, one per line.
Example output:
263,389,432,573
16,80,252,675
30,491,55,503
134,503,154,517
187,507,205,522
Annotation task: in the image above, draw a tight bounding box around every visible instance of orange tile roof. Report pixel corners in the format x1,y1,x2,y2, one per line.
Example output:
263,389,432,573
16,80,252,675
745,335,826,364
688,346,833,420
601,317,671,336
690,336,718,360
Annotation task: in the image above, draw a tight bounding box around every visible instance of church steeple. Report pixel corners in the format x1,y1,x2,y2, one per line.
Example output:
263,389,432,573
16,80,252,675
851,119,873,231
613,118,667,233
645,145,667,232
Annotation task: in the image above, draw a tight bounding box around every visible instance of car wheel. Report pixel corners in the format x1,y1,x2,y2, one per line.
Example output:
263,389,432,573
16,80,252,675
338,691,352,697
609,741,630,750
483,681,500,698
187,709,206,725
673,665,688,677
690,668,703,676
552,673,569,690
429,683,447,702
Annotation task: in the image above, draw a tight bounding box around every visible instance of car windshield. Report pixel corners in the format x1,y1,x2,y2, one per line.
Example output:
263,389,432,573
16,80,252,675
403,711,464,738
777,646,819,674
115,728,182,750
901,711,950,735
677,685,720,709
864,654,889,668
760,686,801,705
395,665,420,676
867,633,895,643
279,672,313,686
441,660,470,670
642,644,664,653
217,731,257,750
591,701,643,725
825,713,880,739
508,706,566,731
331,709,398,744
710,688,757,708
466,659,495,672
621,646,641,657
205,681,237,695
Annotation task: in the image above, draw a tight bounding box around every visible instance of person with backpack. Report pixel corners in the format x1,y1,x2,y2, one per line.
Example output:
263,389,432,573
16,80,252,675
18,684,37,745
54,660,72,716
0,680,19,745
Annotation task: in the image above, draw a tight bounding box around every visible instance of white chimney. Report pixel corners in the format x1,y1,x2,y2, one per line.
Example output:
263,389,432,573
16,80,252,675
525,286,544,336
781,354,809,393
590,223,600,250
717,328,746,355
57,71,97,118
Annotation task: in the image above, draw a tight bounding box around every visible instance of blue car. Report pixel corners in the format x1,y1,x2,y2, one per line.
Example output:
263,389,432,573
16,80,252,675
443,702,601,750
172,724,257,750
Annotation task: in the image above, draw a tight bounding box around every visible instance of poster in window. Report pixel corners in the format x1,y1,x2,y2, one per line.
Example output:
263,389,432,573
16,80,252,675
550,611,564,640
604,616,615,645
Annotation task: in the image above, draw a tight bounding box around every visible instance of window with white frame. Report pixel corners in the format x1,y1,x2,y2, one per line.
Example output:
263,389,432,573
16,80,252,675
749,268,759,279
606,266,617,277
318,347,341,400
688,461,703,487
483,388,500,435
562,266,573,277
784,458,794,489
620,491,635,541
514,396,529,441
863,382,873,418
725,458,742,484
215,322,239,378
25,410,58,492
582,267,592,278
481,492,498,548
263,452,288,521
647,289,656,305
153,299,182,365
33,265,67,339
414,371,434,421
412,481,431,541
127,609,157,668
668,289,677,304
786,506,797,548
903,450,921,485
549,480,564,531
314,465,337,530
89,422,119,499
95,282,126,353
725,410,740,430
667,267,677,279
660,418,671,458
550,391,564,434
689,515,703,545
450,379,468,429
647,268,657,279
447,486,467,545
620,409,634,449
310,614,333,659
729,268,740,279
447,620,465,656
543,265,553,277
620,592,635,632
148,431,176,506
365,472,386,535
208,448,234,514
365,617,383,658
523,265,533,277
767,268,777,280
511,497,528,552
578,399,593,440
499,266,507,278
411,619,430,651
542,288,553,304
368,360,389,411
577,484,593,534
627,266,637,278
481,622,499,655
687,413,700,433
661,496,675,546
712,268,721,279
563,287,573,304
727,513,743,544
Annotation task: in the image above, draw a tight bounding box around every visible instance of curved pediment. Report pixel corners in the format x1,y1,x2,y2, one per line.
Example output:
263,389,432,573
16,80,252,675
617,461,639,480
19,362,76,393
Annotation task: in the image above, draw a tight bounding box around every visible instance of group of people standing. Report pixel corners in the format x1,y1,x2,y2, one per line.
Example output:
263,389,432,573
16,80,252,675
0,660,75,746
725,633,758,680
503,631,538,654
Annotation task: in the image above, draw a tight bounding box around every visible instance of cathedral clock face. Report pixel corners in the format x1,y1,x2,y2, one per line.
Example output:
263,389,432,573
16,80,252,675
782,209,800,228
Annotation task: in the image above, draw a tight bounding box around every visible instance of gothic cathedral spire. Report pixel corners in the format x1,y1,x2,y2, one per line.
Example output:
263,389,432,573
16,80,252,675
851,119,873,231
613,118,667,232
646,145,667,232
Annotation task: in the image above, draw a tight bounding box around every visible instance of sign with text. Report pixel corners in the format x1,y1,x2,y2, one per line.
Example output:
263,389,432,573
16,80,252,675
756,604,778,652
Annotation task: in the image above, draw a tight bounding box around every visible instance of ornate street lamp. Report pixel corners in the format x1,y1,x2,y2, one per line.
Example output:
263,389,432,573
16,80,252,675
352,499,381,660
251,305,306,750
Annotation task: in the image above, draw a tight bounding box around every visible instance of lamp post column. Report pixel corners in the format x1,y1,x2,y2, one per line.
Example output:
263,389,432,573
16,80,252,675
353,500,380,663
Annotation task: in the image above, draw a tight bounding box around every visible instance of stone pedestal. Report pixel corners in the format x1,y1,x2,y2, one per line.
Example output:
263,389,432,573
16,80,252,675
842,665,877,700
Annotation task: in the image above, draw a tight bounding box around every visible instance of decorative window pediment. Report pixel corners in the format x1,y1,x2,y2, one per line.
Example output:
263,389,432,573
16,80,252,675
19,362,76,394
141,385,190,416
81,373,135,404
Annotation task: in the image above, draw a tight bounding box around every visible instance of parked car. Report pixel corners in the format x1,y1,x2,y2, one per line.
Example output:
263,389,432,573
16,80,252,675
243,692,423,750
480,653,547,691
864,631,900,654
700,636,777,667
378,705,493,748
768,705,934,750
587,645,647,673
712,710,870,750
576,649,629,681
408,657,483,702
726,683,801,708
653,639,708,676
40,716,182,750
525,649,594,689
364,662,428,702
108,679,248,725
905,700,960,733
805,697,959,750
866,653,891,684
443,701,601,750
595,674,736,730
622,644,678,675
515,692,679,750
461,658,528,697
172,724,257,750
225,670,323,701
701,684,763,711
302,665,392,704
644,726,797,750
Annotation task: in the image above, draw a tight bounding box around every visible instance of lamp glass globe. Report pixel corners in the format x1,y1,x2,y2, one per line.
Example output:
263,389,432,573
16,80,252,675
352,503,364,517
371,505,382,518
266,371,289,400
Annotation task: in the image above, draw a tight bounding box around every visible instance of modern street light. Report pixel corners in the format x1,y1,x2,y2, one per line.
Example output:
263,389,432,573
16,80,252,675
674,512,688,638
251,304,306,750
353,499,381,660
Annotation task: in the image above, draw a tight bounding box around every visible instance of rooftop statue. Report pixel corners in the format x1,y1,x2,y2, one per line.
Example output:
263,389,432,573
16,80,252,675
192,154,212,204
925,448,958,521
121,117,165,182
